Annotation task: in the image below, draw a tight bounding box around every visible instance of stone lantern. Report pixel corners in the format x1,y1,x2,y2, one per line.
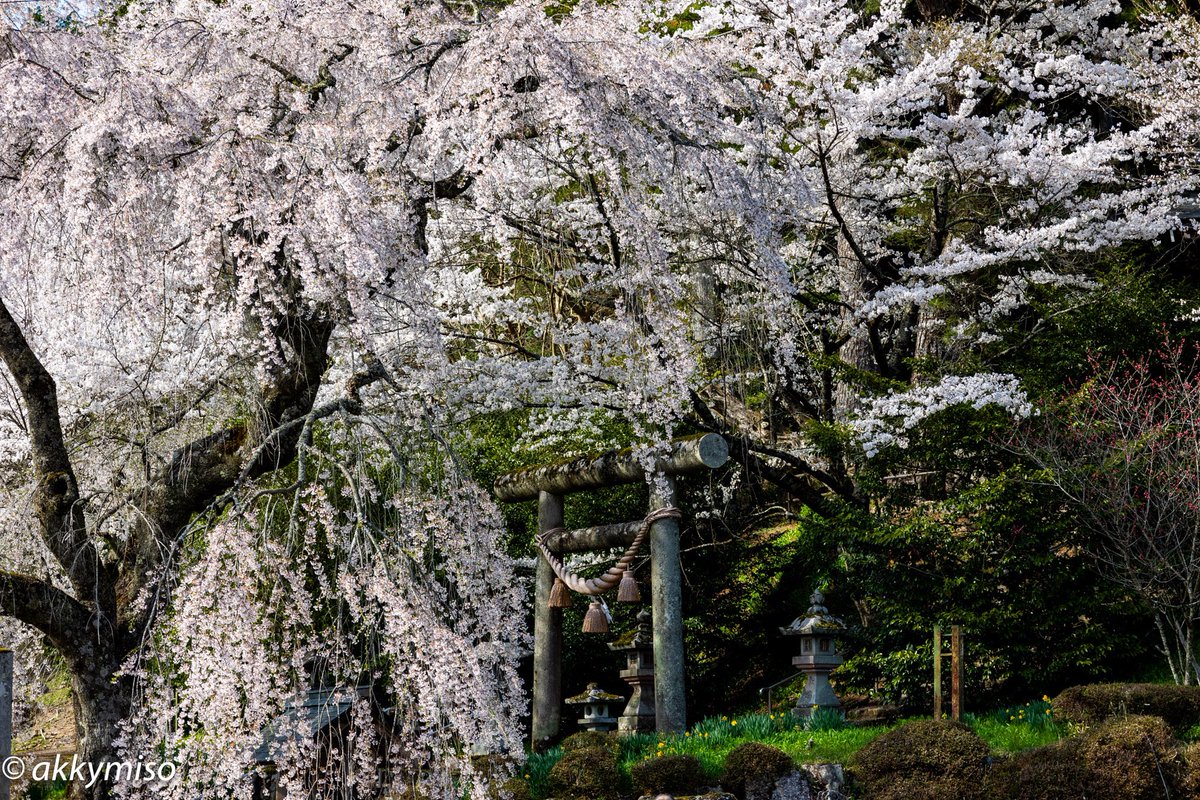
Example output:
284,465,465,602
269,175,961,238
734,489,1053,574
566,683,624,732
780,590,845,717
608,608,656,734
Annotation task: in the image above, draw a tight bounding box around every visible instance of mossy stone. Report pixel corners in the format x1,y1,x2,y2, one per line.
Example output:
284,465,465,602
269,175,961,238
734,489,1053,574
1052,683,1200,733
560,730,620,756
982,714,1184,800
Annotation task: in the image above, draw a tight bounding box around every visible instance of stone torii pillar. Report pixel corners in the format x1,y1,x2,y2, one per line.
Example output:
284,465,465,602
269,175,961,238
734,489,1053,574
495,433,728,743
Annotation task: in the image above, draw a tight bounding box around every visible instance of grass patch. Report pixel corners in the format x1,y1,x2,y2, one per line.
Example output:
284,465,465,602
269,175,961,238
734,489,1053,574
24,780,68,800
519,703,1069,799
521,746,561,799
616,712,886,778
965,699,1067,755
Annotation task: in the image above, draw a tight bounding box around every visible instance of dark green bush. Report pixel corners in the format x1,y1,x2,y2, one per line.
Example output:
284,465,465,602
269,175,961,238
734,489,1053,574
852,720,988,800
983,715,1183,800
546,747,621,800
559,730,619,755
630,754,706,795
1052,683,1200,733
721,742,794,797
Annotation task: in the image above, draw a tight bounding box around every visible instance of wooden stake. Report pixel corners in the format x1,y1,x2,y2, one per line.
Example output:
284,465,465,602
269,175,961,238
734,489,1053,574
933,626,942,721
951,625,963,722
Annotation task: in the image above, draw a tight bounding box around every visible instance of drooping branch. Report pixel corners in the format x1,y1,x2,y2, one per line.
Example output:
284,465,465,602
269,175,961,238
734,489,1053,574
115,315,336,630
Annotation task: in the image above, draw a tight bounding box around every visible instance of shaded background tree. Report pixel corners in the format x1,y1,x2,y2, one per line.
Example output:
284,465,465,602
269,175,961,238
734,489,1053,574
1024,339,1200,685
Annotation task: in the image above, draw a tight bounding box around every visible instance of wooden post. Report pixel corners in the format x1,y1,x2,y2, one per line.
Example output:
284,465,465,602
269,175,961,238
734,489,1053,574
532,492,564,749
951,625,963,722
932,625,942,720
650,477,686,734
0,648,11,800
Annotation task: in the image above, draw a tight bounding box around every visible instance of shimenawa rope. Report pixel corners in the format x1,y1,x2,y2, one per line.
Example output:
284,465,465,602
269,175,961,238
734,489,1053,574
535,506,682,596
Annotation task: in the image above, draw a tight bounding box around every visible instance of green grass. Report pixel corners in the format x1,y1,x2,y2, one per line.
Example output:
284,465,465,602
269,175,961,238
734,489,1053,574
764,727,889,764
520,703,1070,799
964,699,1067,755
616,712,881,778
520,746,561,799
24,780,68,800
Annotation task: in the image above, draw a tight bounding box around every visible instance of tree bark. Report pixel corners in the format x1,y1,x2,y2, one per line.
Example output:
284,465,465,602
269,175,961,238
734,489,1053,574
65,653,130,800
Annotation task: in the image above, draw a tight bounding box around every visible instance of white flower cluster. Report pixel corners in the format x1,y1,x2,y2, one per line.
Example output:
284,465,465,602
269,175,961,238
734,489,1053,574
853,373,1034,457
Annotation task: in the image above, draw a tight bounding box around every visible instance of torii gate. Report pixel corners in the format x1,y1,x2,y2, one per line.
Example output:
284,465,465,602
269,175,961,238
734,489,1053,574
494,433,729,746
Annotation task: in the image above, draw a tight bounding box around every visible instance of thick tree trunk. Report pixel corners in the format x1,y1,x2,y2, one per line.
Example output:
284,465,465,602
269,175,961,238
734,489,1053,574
66,647,131,800
834,235,877,420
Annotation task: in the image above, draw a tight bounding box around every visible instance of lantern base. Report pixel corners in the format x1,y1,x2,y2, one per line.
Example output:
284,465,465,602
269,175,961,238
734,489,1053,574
793,671,843,717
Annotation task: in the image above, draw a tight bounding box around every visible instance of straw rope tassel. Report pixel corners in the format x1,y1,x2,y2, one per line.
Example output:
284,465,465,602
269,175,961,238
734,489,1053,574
549,577,572,608
582,599,609,633
617,569,641,603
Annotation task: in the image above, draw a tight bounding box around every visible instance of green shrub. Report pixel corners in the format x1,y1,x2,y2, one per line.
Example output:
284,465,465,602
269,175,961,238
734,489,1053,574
546,747,621,800
982,715,1183,800
630,754,706,795
851,720,988,800
721,742,794,797
560,730,619,756
1052,683,1200,733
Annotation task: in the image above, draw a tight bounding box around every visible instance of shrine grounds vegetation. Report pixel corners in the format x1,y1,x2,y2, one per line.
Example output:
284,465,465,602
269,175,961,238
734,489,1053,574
519,690,1200,799
518,706,1072,799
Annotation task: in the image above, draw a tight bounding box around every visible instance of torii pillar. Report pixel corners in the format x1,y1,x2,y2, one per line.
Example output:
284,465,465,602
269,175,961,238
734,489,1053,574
495,433,728,745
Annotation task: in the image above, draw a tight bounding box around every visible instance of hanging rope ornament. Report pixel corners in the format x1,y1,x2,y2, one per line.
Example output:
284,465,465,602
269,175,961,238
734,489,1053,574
582,598,611,633
536,506,682,631
549,577,572,608
617,569,641,603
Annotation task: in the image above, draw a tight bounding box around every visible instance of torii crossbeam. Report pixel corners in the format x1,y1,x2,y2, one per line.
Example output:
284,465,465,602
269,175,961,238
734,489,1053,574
495,434,729,746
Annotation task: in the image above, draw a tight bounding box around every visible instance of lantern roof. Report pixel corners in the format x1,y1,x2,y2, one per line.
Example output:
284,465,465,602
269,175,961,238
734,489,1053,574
609,608,653,651
566,683,624,705
780,590,845,637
